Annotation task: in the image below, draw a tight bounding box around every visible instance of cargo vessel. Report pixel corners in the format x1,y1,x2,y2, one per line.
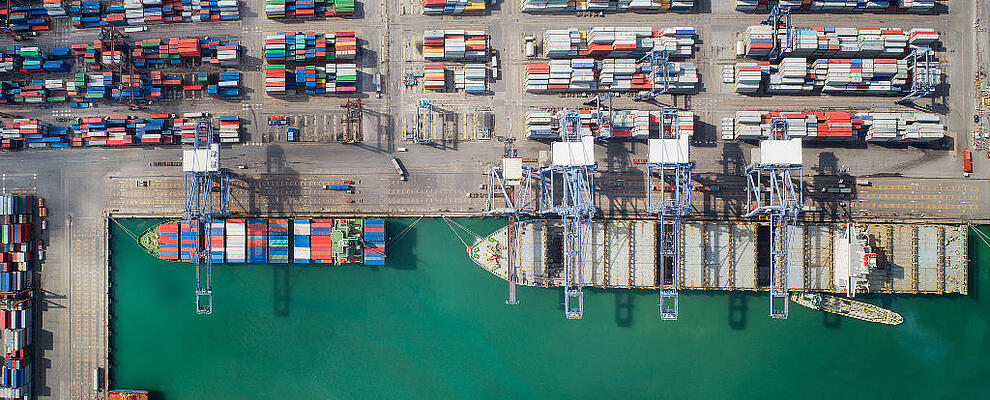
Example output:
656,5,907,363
467,219,967,295
139,218,386,266
790,292,904,325
108,389,149,400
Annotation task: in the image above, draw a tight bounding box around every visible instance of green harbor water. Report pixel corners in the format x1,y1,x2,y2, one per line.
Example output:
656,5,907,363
109,218,990,399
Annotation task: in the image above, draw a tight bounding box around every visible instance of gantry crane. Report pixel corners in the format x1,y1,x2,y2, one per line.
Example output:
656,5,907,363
743,117,803,319
414,99,436,144
538,110,596,319
646,108,692,320
637,49,671,101
183,121,231,314
485,137,534,305
761,5,793,60
341,99,364,143
898,46,939,104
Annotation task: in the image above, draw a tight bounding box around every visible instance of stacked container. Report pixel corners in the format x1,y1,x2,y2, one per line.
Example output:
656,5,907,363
293,219,311,263
158,222,180,260
268,219,289,263
247,219,267,263
362,220,386,266
424,65,446,90
521,0,694,13
525,109,694,140
736,0,934,13
225,219,246,263
422,0,486,15
724,110,945,142
524,59,698,93
264,32,358,63
265,0,354,18
265,64,289,95
463,64,486,93
423,30,487,60
218,115,240,143
179,220,198,262
743,25,938,60
208,220,225,263
0,195,35,400
311,218,333,263
543,26,696,59
209,72,241,98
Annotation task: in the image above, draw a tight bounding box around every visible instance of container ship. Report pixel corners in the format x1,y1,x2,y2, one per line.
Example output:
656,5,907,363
140,218,386,266
468,219,967,295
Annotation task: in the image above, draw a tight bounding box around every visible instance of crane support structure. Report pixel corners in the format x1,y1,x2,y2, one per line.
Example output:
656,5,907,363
744,122,803,319
637,49,671,101
762,5,793,60
646,108,692,320
539,109,596,319
183,121,231,314
898,46,939,104
486,138,535,305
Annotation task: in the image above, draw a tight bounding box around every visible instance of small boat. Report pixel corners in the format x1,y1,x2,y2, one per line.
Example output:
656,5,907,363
791,293,904,326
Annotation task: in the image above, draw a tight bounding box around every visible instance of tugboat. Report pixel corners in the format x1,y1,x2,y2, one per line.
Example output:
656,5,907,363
790,293,904,326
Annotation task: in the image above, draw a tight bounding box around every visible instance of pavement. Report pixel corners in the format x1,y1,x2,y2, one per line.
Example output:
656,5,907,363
0,0,988,399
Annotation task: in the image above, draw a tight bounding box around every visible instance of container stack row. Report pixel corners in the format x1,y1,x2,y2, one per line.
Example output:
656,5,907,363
0,46,72,73
265,0,355,18
208,71,241,98
362,220,386,266
71,0,240,28
265,64,358,96
0,4,50,34
543,26,696,59
268,219,290,264
158,222,180,260
0,71,240,105
310,219,334,263
461,64,487,94
207,221,224,263
226,219,246,263
734,57,936,95
293,219,311,263
723,111,945,142
0,114,240,150
735,0,935,13
743,25,939,60
525,109,694,140
0,195,36,400
179,220,199,262
423,30,488,61
218,115,240,143
0,119,68,150
247,219,267,264
264,32,358,63
422,0,486,15
423,65,446,90
520,0,694,13
524,59,698,93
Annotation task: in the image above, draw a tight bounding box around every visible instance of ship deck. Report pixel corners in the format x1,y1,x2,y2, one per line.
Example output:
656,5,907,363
470,220,968,295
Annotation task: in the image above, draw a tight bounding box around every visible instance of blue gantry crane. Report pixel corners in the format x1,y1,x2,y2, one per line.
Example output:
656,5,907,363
538,110,596,319
637,49,671,101
486,138,535,305
414,99,436,143
743,117,803,319
646,108,693,320
183,120,231,314
898,46,939,104
761,5,793,60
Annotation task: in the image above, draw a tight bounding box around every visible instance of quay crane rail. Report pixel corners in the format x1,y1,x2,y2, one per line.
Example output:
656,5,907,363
183,121,230,314
485,137,534,305
744,117,803,319
538,110,596,319
646,108,693,320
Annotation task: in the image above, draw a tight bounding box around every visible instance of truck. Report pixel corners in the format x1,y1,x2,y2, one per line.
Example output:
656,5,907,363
855,179,871,186
323,184,351,190
490,49,500,81
963,149,973,175
524,36,536,58
287,128,299,142
375,72,383,98
390,156,408,181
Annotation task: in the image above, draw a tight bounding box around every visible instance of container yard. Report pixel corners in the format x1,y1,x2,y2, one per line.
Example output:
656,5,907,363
2,0,988,398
